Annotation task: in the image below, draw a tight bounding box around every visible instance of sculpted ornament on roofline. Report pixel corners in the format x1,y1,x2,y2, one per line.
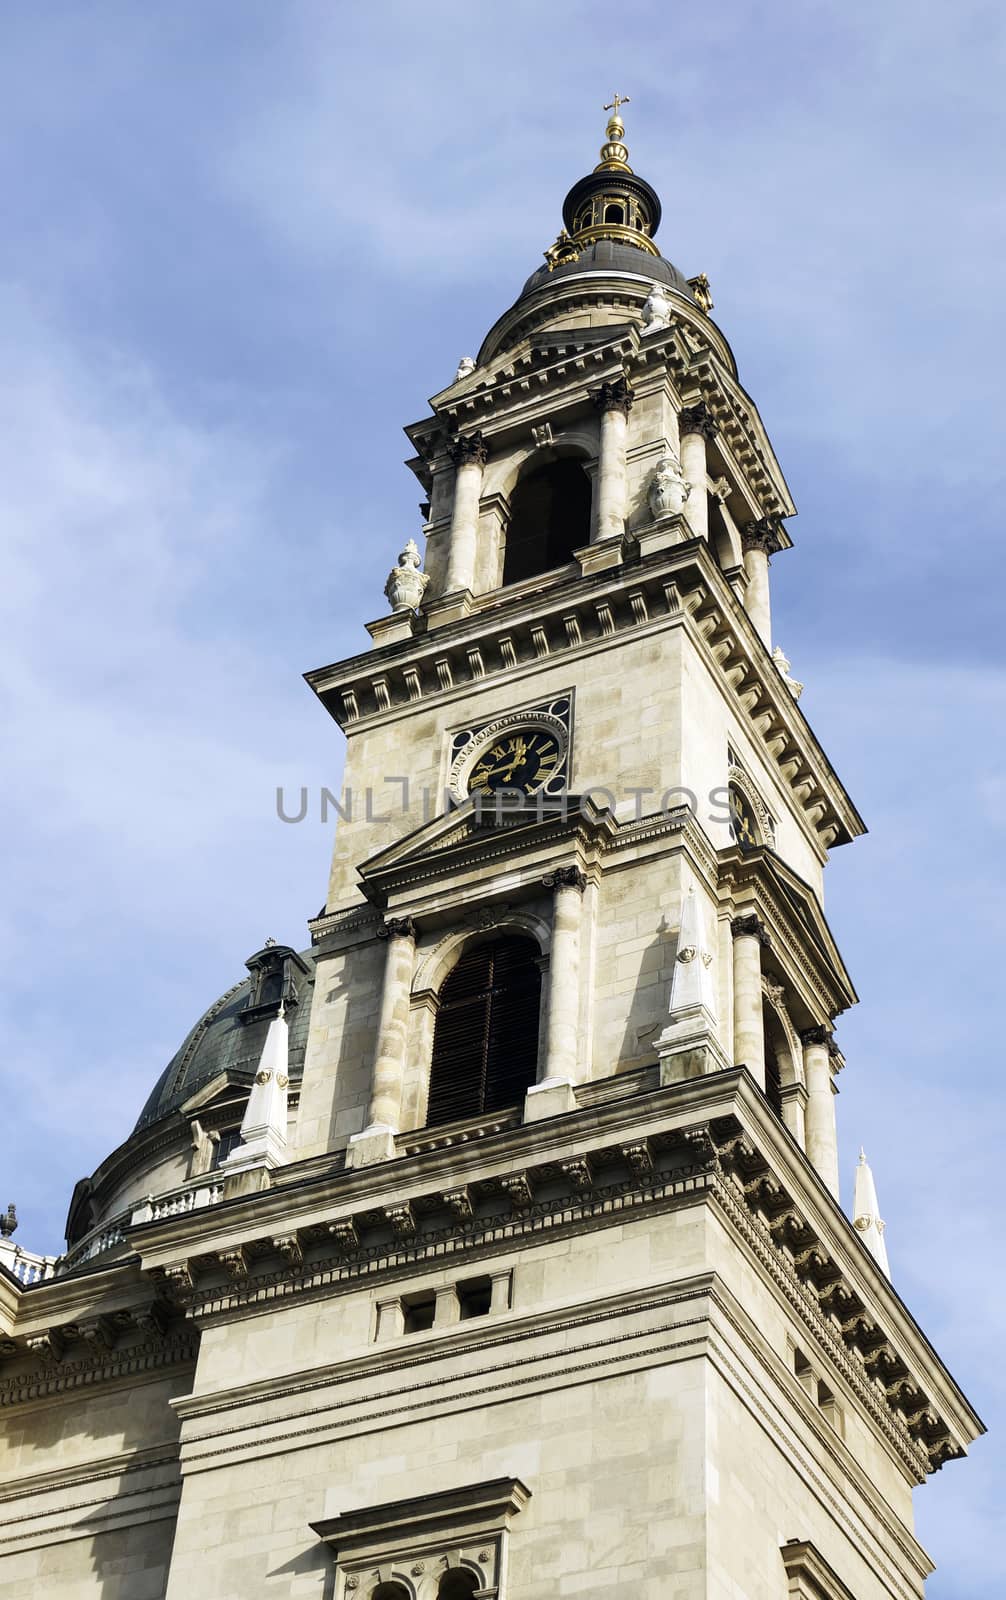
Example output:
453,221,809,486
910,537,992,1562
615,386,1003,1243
648,452,690,520
384,539,429,614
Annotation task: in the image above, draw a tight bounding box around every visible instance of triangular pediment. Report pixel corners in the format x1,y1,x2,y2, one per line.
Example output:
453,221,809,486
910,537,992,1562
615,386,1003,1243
357,795,616,905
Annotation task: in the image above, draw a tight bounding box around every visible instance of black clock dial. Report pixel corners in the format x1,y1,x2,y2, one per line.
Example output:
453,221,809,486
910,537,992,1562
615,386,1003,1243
728,785,759,852
468,729,563,796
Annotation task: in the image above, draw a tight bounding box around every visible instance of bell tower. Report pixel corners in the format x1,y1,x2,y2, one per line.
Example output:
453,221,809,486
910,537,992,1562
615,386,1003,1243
45,106,979,1600
284,106,982,1597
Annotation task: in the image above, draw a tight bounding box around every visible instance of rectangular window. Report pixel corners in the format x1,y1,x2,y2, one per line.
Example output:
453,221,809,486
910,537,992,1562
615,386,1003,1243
402,1292,436,1334
458,1275,493,1319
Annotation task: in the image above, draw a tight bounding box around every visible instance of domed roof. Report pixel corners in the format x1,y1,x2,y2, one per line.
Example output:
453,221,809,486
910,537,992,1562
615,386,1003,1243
512,105,696,314
518,238,696,304
133,944,314,1132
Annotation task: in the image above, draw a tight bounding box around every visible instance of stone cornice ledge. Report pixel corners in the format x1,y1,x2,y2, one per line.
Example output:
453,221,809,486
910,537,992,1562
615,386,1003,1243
125,1073,978,1474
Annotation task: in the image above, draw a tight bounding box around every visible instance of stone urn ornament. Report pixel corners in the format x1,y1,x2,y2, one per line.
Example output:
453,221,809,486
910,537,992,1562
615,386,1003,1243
384,539,429,613
648,453,690,521
454,355,476,382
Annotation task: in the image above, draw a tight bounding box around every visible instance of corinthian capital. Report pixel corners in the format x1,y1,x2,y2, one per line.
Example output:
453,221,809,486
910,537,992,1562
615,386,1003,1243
378,916,418,942
741,516,784,556
800,1024,832,1048
678,401,718,439
730,912,770,946
543,867,588,894
448,430,488,468
591,376,634,416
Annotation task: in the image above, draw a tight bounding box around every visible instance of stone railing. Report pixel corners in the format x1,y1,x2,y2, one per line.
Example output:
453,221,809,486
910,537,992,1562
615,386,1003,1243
0,1242,58,1286
57,1216,130,1276
47,1177,228,1280
129,1178,224,1226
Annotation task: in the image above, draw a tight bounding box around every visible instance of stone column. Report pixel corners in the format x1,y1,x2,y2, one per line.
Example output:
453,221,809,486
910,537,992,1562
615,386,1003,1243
349,917,417,1167
678,401,718,541
801,1025,840,1200
443,431,488,595
730,913,769,1091
741,516,782,647
526,868,587,1122
591,378,633,543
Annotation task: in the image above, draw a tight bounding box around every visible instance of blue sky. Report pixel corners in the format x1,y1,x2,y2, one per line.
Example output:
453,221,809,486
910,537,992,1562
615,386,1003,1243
1,2,1003,1591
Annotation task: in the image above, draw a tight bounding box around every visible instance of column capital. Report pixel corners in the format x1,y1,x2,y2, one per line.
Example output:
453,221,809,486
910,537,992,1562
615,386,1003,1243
543,867,588,894
800,1024,832,1048
741,515,784,555
447,429,488,468
591,376,634,416
678,400,718,439
730,912,770,946
378,916,418,942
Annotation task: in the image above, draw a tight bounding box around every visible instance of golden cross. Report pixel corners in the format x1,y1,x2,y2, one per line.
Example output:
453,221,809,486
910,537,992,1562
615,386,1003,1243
604,93,630,115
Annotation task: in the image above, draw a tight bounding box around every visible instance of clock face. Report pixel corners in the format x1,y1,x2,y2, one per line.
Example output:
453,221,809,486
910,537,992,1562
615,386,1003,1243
467,727,563,797
728,784,760,852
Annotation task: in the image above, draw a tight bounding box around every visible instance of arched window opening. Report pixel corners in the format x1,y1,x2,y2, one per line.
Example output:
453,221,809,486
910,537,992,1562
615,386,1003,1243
438,1572,479,1600
603,202,624,224
762,1001,785,1118
708,497,731,568
426,936,542,1127
372,1584,410,1600
502,458,591,586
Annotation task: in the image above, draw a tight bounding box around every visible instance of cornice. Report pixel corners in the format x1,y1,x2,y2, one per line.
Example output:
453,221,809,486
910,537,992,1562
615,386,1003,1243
305,539,863,862
7,1075,978,1463
0,1328,197,1409
719,851,858,1020
173,1275,718,1426
352,800,718,918
0,1441,181,1507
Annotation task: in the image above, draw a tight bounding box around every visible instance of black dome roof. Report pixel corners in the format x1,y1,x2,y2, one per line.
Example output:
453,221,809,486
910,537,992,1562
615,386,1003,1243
133,949,314,1132
519,238,696,304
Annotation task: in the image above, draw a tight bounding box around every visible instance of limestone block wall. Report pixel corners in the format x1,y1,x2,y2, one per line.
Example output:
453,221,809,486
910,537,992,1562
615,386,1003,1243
325,625,689,912
158,1198,922,1599
707,1362,928,1600
0,1370,189,1600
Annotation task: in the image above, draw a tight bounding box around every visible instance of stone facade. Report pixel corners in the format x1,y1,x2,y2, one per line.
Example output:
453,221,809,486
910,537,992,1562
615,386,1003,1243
0,115,982,1600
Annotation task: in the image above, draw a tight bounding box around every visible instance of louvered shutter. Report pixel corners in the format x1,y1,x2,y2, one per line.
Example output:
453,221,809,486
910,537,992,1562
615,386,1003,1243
426,937,542,1128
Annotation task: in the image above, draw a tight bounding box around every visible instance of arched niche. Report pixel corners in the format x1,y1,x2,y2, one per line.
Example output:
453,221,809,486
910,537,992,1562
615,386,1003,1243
501,450,592,585
437,1569,480,1600
761,977,806,1144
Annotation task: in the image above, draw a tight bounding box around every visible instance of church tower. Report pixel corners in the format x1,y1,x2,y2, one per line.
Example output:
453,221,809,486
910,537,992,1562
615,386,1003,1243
0,107,982,1600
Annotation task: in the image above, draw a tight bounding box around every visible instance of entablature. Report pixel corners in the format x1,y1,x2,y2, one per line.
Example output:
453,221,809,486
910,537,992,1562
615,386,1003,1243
12,1072,976,1470
306,540,864,864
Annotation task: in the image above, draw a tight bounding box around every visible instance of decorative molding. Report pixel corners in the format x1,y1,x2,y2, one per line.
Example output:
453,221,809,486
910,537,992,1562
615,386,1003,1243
447,430,488,468
312,1476,530,1600
742,515,785,556
781,1538,858,1600
591,375,634,416
542,866,588,894
678,401,718,439
0,1330,198,1408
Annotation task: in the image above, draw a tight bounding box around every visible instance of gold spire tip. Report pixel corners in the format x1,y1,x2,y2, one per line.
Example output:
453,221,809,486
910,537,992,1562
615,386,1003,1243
596,92,632,173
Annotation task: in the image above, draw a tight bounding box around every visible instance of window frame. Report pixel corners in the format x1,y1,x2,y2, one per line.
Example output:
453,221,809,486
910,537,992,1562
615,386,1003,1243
310,1477,531,1600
